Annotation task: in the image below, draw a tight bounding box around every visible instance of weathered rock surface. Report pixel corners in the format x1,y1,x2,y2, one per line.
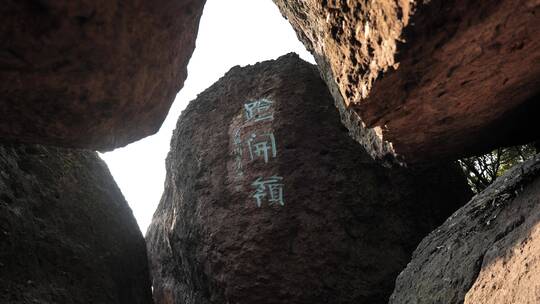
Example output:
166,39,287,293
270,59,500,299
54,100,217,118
0,144,152,303
0,0,205,150
273,0,540,164
390,153,540,304
146,54,472,304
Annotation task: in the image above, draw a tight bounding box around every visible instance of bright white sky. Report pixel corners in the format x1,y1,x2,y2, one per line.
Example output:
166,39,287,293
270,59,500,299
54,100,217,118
100,0,314,233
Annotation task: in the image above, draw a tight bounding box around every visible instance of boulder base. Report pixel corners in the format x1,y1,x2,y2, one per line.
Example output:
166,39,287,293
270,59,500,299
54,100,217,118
390,154,540,304
0,144,152,304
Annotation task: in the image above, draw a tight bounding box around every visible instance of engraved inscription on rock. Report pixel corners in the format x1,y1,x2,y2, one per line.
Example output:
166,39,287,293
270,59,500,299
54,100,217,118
228,98,285,207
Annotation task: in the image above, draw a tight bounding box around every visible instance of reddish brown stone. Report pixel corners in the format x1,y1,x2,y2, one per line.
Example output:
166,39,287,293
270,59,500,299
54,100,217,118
0,0,205,150
273,0,540,164
0,143,152,304
390,153,540,304
146,54,472,304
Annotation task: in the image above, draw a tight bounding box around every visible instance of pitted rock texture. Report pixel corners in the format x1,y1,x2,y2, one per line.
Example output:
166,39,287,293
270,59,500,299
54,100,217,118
146,54,472,304
390,153,540,304
0,144,152,304
0,0,205,150
273,0,540,164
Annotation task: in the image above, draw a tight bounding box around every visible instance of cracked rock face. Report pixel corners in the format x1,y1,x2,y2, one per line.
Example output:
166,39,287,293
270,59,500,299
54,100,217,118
0,144,152,304
273,0,540,164
390,153,540,304
0,0,205,150
146,54,472,304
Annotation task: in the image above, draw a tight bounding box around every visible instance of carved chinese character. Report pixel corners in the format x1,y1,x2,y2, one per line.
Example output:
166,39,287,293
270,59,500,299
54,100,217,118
247,132,277,163
251,176,285,207
244,99,274,122
233,129,243,175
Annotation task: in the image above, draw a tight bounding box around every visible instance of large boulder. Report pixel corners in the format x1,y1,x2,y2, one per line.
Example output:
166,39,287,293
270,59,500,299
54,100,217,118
146,54,472,304
390,153,540,304
273,0,540,164
0,144,152,304
0,0,206,150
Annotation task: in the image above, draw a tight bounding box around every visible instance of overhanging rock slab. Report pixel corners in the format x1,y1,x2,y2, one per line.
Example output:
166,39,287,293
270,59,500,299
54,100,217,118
0,0,206,150
273,0,540,164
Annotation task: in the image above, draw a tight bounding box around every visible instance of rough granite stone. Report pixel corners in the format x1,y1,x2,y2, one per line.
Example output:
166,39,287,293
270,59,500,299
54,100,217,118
273,0,540,164
0,143,152,304
390,153,540,304
0,0,206,150
146,54,472,304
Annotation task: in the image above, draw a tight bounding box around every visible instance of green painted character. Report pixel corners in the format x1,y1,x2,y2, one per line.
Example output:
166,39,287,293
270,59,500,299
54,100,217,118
244,99,274,122
247,133,277,163
251,176,284,207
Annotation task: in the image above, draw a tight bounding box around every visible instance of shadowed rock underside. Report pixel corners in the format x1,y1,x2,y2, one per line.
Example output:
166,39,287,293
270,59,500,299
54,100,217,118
273,0,540,164
0,0,206,150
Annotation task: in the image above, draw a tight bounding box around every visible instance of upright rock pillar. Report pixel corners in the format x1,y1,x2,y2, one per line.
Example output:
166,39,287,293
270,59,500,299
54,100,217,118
146,54,472,304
